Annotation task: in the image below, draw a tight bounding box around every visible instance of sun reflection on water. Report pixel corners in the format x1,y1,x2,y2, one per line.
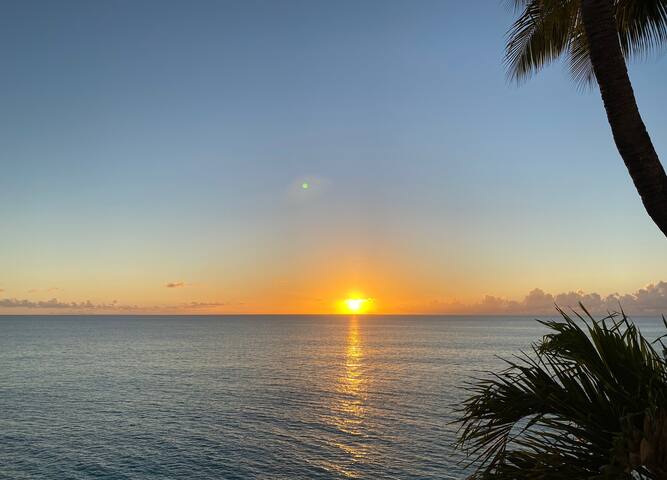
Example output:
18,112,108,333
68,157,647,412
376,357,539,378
329,316,370,470
339,318,364,422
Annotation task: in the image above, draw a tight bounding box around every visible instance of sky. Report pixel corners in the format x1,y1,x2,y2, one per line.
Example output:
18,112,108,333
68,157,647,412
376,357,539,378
2,0,667,314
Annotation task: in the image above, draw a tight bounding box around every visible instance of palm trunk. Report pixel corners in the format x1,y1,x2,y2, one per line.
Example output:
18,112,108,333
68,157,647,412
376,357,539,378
580,0,667,237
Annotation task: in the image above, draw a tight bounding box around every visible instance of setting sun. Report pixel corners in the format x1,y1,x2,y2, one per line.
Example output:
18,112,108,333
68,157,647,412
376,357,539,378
343,298,371,314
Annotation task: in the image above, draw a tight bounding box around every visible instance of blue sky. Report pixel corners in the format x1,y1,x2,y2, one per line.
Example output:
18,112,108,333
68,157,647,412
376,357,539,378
1,1,667,313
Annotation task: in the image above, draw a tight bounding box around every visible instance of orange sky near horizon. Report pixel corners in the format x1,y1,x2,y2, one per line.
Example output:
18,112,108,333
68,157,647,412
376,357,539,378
3,257,667,315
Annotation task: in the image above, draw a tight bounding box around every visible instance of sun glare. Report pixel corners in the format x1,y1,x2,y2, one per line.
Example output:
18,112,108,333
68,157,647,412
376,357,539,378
343,297,371,314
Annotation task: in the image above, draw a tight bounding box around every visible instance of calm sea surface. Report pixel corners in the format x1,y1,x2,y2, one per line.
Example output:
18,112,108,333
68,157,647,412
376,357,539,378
0,315,663,479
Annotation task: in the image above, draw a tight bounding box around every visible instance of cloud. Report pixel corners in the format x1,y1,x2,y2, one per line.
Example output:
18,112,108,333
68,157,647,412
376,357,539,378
182,301,227,308
418,281,667,316
27,287,60,293
0,298,138,311
0,297,235,313
165,282,189,288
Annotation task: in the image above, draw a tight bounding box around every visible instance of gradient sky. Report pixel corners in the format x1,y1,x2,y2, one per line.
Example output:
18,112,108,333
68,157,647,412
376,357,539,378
2,0,667,314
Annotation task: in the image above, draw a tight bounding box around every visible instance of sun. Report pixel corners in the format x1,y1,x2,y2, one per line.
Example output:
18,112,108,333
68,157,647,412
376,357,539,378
342,297,372,314
345,298,365,312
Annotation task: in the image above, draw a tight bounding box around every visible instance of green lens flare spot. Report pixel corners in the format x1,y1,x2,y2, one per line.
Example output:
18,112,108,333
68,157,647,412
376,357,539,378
301,182,309,189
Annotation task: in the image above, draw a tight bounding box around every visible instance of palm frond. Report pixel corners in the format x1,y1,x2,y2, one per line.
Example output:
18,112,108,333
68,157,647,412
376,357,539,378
456,306,667,479
505,0,579,83
616,0,667,60
504,0,667,87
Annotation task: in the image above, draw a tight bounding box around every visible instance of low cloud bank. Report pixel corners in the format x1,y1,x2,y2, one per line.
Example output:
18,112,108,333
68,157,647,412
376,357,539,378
423,282,667,315
0,297,229,313
0,298,137,311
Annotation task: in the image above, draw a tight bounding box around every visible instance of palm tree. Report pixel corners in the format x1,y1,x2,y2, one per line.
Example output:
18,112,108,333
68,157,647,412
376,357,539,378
506,0,667,237
456,307,667,479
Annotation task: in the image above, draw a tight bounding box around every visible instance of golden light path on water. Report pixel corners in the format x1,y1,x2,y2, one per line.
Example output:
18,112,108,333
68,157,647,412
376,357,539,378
325,316,369,478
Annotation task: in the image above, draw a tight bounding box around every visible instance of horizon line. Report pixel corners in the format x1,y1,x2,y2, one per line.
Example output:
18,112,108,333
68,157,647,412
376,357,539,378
0,312,660,318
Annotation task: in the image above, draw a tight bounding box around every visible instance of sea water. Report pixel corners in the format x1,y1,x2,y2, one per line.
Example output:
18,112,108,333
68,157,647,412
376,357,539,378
0,315,663,479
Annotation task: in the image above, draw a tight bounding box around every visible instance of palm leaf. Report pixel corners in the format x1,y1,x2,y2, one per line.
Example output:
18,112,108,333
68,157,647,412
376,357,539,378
456,306,667,479
505,0,667,87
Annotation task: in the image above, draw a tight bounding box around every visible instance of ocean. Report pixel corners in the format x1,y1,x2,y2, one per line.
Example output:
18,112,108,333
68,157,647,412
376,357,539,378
0,315,663,479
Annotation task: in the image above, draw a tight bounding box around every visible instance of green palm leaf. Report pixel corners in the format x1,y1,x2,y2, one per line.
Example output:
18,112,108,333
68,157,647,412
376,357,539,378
456,306,667,479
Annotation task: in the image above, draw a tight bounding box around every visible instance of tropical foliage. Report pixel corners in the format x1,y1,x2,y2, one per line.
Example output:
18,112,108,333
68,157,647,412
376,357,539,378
456,306,667,479
505,0,667,86
504,0,667,238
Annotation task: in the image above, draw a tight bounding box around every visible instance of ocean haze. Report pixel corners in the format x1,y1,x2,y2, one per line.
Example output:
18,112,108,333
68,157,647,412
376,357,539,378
1,314,664,479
